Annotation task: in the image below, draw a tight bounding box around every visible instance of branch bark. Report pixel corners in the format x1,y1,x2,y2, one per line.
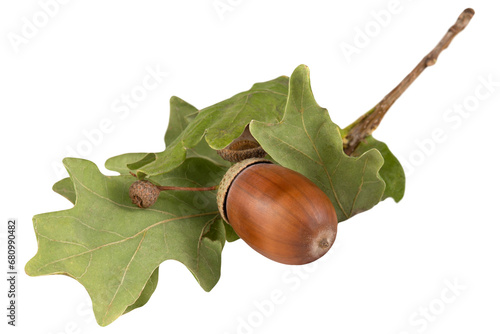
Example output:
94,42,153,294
343,8,475,155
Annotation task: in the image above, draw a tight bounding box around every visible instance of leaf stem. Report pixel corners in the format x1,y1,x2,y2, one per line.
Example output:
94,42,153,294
129,171,217,191
157,185,218,191
343,8,475,155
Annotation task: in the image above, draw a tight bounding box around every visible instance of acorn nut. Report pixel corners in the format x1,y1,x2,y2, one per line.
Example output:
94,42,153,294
217,158,338,265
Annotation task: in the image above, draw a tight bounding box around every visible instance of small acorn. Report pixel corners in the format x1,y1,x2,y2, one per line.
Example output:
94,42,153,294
129,180,160,208
128,178,218,208
217,158,338,265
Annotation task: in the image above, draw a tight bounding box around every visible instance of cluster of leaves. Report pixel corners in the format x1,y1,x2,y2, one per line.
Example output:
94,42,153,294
26,65,405,326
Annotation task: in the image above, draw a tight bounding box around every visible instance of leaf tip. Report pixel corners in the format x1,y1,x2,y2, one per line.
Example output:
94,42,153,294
293,64,310,75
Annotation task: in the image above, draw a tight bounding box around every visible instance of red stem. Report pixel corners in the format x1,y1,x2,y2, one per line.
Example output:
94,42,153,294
130,171,217,191
157,185,218,191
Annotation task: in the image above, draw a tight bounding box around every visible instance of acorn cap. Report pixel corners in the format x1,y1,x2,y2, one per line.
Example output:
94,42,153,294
217,140,266,162
216,125,267,163
217,158,271,223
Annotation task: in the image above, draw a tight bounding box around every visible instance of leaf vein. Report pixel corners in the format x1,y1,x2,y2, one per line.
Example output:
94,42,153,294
349,158,369,217
103,231,147,321
300,112,348,218
36,211,218,271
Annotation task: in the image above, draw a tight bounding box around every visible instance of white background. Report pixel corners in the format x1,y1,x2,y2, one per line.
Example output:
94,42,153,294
1,0,499,333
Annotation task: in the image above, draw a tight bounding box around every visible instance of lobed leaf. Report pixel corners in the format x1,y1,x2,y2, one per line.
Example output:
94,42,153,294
52,176,161,314
26,157,226,326
251,65,386,221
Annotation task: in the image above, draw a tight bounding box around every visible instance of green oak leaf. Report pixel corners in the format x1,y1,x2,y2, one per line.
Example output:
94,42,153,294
349,135,405,202
135,76,289,177
106,96,229,175
52,177,161,315
26,157,226,326
251,65,386,222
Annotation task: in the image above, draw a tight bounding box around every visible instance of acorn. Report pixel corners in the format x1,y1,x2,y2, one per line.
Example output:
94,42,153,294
217,158,338,265
129,180,160,208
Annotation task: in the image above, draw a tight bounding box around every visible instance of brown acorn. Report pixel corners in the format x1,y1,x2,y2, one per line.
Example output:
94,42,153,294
217,158,338,265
